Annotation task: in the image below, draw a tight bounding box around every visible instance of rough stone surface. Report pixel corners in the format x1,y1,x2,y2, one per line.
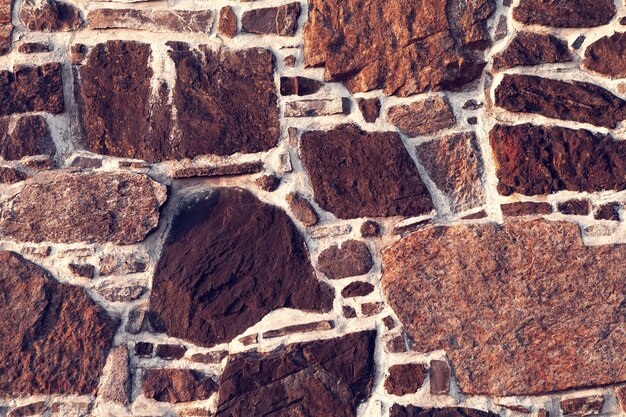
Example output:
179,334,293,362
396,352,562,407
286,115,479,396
216,331,376,417
0,115,54,160
143,369,217,403
429,360,450,395
490,124,626,196
0,63,64,115
241,2,300,36
341,281,375,298
98,346,130,405
99,253,147,276
617,386,626,412
390,406,499,417
561,396,604,416
388,96,456,137
300,124,433,219
217,6,236,37
492,32,572,71
171,161,263,179
284,97,350,117
255,174,281,192
97,285,145,302
7,402,48,417
286,192,318,226
501,202,552,217
149,188,334,348
134,342,153,357
0,171,166,244
68,263,94,278
595,202,621,221
357,98,381,123
0,251,118,395
88,9,213,32
360,220,381,238
385,364,427,396
557,199,590,215
318,240,373,280
584,32,626,78
304,0,496,96
0,0,10,56
495,74,626,128
382,219,626,396
280,76,323,96
20,0,83,32
513,0,615,28
0,167,28,184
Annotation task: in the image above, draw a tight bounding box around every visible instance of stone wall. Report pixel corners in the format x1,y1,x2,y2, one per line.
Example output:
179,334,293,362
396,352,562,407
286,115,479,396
0,0,624,416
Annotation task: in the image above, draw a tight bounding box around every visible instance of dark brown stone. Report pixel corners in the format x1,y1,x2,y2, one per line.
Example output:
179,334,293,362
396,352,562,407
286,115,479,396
584,32,626,78
0,251,118,395
492,32,572,71
561,396,604,416
218,6,236,37
360,220,381,238
262,320,334,339
68,263,94,279
17,42,50,53
20,0,83,31
69,43,86,64
241,2,300,36
393,219,434,237
385,364,427,396
382,219,626,395
490,124,626,196
155,344,187,360
382,316,396,330
143,369,217,403
190,351,228,364
356,98,381,123
87,9,213,32
8,402,48,417
361,302,384,316
0,63,64,115
171,161,263,179
386,335,406,353
134,342,153,357
149,188,334,348
286,192,318,226
255,174,281,192
304,0,496,96
341,281,375,298
0,0,11,56
70,156,102,169
463,100,483,110
558,199,590,215
283,55,296,66
388,96,456,137
429,360,450,395
343,306,357,318
595,202,621,221
390,406,499,417
495,75,626,128
300,124,433,219
501,202,552,217
0,115,54,160
216,331,376,417
0,171,166,244
280,76,323,96
318,240,373,279
0,166,28,184
513,0,615,28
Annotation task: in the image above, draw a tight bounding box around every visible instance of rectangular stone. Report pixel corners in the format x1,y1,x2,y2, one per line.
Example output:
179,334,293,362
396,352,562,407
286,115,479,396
88,9,214,32
0,63,64,115
284,97,350,117
262,320,334,339
171,161,264,179
241,2,300,36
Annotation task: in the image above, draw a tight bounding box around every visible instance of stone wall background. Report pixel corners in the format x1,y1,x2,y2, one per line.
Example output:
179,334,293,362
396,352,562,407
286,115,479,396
0,0,624,416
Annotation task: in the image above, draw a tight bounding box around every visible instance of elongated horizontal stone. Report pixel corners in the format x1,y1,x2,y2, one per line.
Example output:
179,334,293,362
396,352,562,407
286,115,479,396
171,161,263,178
143,369,217,403
20,0,83,32
513,0,615,28
382,219,626,395
492,32,572,71
284,97,350,117
390,406,499,417
0,63,64,115
388,96,456,137
262,320,334,338
88,9,214,32
241,2,300,36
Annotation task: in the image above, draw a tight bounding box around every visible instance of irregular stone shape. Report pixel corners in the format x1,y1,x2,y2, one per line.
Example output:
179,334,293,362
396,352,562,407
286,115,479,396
0,63,64,115
0,171,166,244
284,97,350,117
88,9,213,32
0,0,11,56
99,346,130,405
318,240,373,279
241,2,300,36
490,124,626,196
501,202,552,217
97,285,145,302
557,199,590,215
218,6,236,38
7,402,48,417
255,174,281,192
595,202,621,221
494,74,626,128
304,0,496,97
68,263,95,278
388,96,456,137
561,396,604,416
216,331,376,417
391,406,499,417
360,220,381,238
513,0,615,28
190,351,228,364
584,32,626,78
0,251,118,395
262,320,333,339
382,219,626,395
617,386,626,413
357,98,381,123
143,369,217,403
280,76,323,96
429,360,450,395
171,161,263,179
0,167,28,184
0,115,54,160
492,32,572,71
70,156,102,169
415,132,485,213
300,124,433,218
155,344,186,360
361,302,384,316
99,253,147,276
149,188,334,348
385,364,427,396
341,281,375,298
286,192,318,226
20,0,83,31
18,42,50,53
343,306,357,319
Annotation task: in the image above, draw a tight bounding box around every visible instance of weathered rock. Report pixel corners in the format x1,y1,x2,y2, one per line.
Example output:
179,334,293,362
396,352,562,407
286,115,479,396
97,284,145,302
99,253,147,276
283,55,296,67
70,43,86,64
388,96,456,137
143,369,217,403
0,251,118,395
0,115,54,160
513,0,615,28
361,302,384,317
7,402,48,417
88,9,214,32
0,166,28,184
495,74,626,128
149,188,334,348
284,97,350,117
217,6,236,37
70,156,102,169
382,316,396,330
617,386,626,413
382,219,626,395
386,335,406,353
262,320,333,339
300,124,433,218
343,306,357,319
304,0,496,96
462,210,487,220
241,2,300,36
190,351,228,364
584,32,626,78
490,124,626,196
68,263,95,278
557,199,590,215
134,342,153,357
492,32,572,71
318,240,373,279
0,0,11,56
415,132,485,213
216,331,376,417
18,42,50,53
20,0,83,31
385,364,427,396
493,15,507,41
155,344,186,360
360,220,381,238
595,202,621,221
286,192,318,226
255,174,281,192
99,346,130,405
171,161,263,179
501,202,552,217
357,98,381,123
561,396,604,416
280,76,323,96
429,360,450,395
341,281,375,298
390,406,499,417
0,63,64,115
0,171,166,244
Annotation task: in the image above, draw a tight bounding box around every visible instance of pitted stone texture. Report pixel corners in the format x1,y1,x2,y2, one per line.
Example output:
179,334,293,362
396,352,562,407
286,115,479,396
415,132,485,213
0,171,166,244
149,188,333,348
304,0,496,97
0,251,118,396
495,74,626,128
0,115,54,160
584,32,626,79
300,124,433,219
88,9,213,32
388,96,456,137
490,124,626,196
390,406,499,417
143,369,217,403
382,219,626,396
20,0,83,32
217,331,376,417
318,240,373,279
492,32,572,71
513,0,615,28
0,63,64,115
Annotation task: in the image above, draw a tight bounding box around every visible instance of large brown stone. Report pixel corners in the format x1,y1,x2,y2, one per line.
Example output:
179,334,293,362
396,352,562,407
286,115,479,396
490,124,626,196
388,96,456,137
0,251,118,395
148,188,334,348
0,171,166,244
495,74,626,128
20,0,83,31
300,124,433,219
584,32,626,78
492,32,572,71
88,9,213,32
513,0,615,28
216,331,376,417
382,219,626,395
0,115,54,160
304,0,496,97
0,63,64,115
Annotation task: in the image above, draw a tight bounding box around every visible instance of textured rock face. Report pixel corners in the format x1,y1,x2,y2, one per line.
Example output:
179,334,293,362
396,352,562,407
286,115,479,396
490,124,626,196
88,9,213,32
584,32,626,78
241,2,300,36
0,0,10,56
390,406,499,417
382,220,626,395
385,364,427,396
492,32,572,71
0,171,166,244
0,63,64,115
143,369,217,403
0,251,118,395
216,331,376,417
300,124,433,219
388,96,456,137
318,240,373,279
20,0,83,32
0,115,54,160
513,0,615,28
149,188,334,348
304,0,496,96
